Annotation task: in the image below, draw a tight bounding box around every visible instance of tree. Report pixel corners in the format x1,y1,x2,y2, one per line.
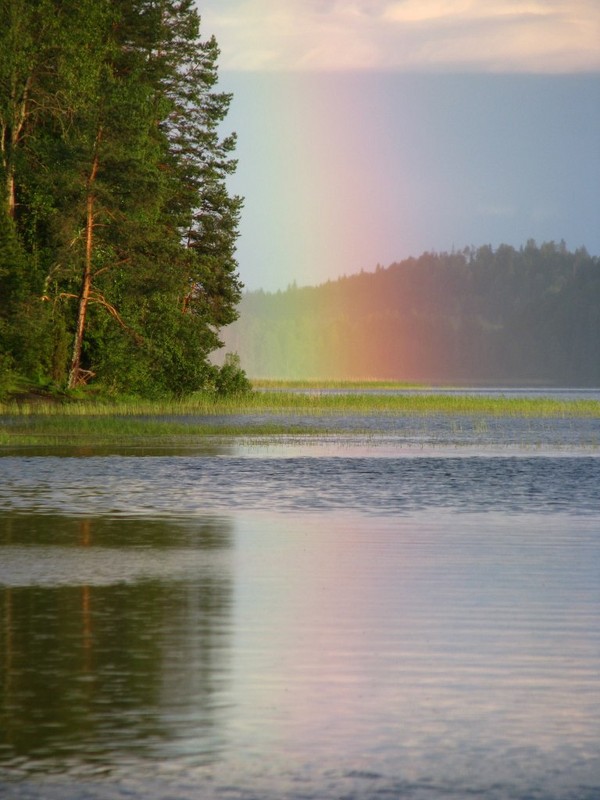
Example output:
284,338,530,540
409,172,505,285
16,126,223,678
221,243,600,385
0,0,52,217
0,0,244,395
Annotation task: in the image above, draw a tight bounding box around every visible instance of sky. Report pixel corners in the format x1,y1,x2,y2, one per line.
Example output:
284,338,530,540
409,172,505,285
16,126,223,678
198,1,600,291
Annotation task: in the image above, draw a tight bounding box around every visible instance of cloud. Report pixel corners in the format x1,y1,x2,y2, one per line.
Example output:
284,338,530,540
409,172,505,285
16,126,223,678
382,1,551,24
199,0,600,71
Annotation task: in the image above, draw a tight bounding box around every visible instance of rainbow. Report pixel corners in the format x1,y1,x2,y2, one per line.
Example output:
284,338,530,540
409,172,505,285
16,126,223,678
223,72,598,297
216,73,599,381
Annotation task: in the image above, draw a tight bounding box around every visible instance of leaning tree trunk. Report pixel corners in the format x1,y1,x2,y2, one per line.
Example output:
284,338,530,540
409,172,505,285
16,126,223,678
68,132,101,389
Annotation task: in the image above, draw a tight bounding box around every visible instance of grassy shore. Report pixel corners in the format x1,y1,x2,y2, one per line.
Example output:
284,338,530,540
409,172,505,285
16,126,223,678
1,386,599,418
0,384,598,448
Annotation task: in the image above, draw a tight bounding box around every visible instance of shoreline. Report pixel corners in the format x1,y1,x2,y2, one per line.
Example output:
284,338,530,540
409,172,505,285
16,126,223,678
1,388,599,449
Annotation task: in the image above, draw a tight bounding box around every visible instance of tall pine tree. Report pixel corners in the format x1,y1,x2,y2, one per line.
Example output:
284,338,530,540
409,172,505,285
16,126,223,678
0,0,244,396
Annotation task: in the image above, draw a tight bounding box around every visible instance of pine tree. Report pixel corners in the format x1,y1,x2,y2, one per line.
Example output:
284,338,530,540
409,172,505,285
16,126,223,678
0,0,244,396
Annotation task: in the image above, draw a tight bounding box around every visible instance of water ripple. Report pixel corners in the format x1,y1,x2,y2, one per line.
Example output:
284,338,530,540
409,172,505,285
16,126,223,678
0,452,599,517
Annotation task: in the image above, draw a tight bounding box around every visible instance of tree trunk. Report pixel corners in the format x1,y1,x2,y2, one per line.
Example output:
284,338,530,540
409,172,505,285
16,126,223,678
0,72,32,218
6,171,15,218
68,132,101,388
1,115,22,219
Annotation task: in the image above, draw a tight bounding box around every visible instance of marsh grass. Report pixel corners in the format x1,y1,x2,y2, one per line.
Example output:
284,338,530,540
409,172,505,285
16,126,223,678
1,388,598,448
0,413,322,447
2,390,599,418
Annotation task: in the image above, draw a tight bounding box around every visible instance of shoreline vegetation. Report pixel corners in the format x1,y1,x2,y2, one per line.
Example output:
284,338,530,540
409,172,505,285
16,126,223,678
1,381,599,448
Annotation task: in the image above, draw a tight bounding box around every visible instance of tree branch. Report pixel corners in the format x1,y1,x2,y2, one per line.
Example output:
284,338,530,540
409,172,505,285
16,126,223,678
88,291,144,344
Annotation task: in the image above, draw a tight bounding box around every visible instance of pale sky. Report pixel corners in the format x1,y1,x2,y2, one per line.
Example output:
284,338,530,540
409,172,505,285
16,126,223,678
197,1,600,291
200,0,600,73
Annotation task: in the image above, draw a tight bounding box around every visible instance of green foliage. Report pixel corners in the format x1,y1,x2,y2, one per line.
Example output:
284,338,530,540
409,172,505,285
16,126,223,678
0,210,56,379
0,0,244,398
215,353,251,396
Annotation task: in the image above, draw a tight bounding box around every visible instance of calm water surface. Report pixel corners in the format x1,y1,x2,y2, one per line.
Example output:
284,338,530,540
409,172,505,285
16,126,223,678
1,418,599,799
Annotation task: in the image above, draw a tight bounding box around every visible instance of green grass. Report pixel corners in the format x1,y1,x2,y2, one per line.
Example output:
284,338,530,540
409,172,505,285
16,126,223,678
0,387,598,449
0,419,320,448
1,388,599,418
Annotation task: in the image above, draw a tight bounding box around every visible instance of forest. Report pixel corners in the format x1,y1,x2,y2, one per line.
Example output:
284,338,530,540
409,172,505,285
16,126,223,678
0,0,248,398
222,241,600,386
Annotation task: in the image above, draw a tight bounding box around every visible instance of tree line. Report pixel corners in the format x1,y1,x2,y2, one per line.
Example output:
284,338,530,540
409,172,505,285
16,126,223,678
222,241,600,386
0,0,248,397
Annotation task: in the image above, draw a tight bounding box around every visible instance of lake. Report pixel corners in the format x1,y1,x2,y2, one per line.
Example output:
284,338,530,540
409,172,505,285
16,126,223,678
1,412,599,799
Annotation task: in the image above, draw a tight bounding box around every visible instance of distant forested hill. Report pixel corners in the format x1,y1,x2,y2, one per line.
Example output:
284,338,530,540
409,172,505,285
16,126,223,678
221,241,600,385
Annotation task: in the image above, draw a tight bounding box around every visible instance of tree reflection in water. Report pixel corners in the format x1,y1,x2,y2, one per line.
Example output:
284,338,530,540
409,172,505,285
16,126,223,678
0,513,234,771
